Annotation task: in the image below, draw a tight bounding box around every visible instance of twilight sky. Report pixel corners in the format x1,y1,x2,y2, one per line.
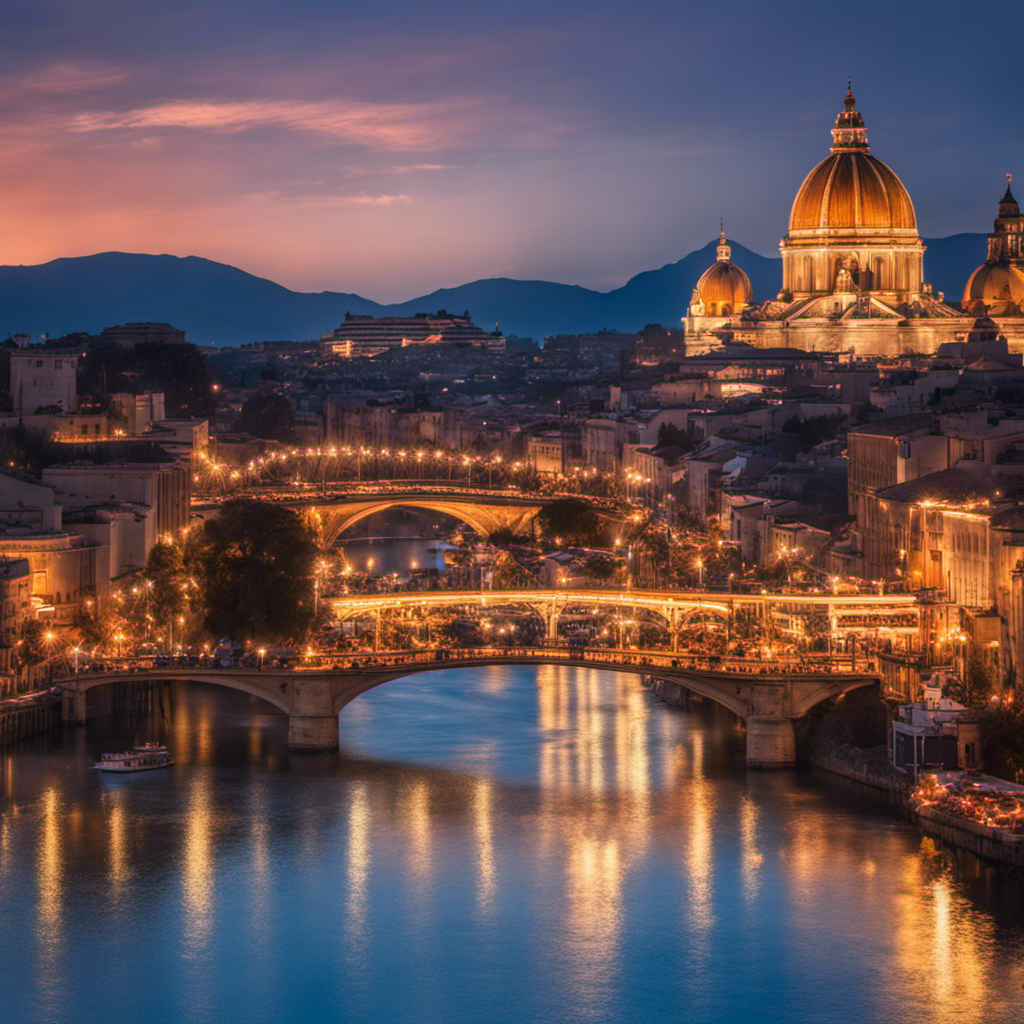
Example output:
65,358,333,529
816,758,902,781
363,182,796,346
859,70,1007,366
2,0,1021,300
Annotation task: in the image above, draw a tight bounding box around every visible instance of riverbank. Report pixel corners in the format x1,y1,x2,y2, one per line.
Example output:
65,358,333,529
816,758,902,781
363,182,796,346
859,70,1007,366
0,688,63,747
644,673,1024,877
797,694,1024,877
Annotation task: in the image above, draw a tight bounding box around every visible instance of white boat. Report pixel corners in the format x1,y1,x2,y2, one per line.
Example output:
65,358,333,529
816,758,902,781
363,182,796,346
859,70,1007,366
94,743,174,773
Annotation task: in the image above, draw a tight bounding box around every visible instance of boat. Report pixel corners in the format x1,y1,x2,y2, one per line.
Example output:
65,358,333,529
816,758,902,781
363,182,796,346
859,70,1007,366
94,743,174,773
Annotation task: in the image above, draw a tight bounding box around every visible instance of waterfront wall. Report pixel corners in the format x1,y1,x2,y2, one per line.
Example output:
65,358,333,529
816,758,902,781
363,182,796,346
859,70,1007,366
0,695,62,747
913,801,1024,872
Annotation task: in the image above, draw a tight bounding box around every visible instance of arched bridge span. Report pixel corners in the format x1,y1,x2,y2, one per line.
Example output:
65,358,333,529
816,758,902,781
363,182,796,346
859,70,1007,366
299,491,546,545
61,653,880,768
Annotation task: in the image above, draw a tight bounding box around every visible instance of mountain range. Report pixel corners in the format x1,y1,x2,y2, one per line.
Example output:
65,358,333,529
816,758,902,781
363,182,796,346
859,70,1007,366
0,235,992,346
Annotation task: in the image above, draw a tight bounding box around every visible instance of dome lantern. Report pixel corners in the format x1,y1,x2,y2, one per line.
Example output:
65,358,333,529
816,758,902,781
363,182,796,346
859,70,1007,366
830,80,869,152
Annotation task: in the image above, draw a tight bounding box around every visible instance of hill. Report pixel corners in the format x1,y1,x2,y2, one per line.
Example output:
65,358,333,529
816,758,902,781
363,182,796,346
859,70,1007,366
0,235,991,345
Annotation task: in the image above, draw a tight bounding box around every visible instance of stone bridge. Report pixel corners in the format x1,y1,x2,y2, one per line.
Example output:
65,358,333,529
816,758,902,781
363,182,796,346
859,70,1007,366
194,488,629,544
61,650,881,767
290,489,547,544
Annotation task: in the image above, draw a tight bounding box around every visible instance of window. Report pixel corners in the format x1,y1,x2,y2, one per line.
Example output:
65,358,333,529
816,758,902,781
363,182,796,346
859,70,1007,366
35,360,43,368
54,360,62,369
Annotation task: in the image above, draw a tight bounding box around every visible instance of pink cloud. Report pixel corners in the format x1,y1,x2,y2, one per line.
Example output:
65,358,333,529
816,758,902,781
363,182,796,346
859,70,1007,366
66,97,507,151
17,62,128,94
244,191,412,207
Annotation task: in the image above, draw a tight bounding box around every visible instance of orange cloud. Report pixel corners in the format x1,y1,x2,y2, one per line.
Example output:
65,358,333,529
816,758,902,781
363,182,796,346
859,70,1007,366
243,191,412,207
66,97,498,151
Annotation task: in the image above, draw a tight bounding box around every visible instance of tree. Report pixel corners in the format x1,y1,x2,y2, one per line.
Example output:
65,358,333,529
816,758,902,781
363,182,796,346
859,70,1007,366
492,551,539,589
656,422,696,452
144,542,186,645
239,392,295,441
196,499,317,641
537,497,606,547
79,341,217,417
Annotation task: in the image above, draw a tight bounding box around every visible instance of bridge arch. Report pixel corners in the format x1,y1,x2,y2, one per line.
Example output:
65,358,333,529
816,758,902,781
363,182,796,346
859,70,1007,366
315,499,536,547
73,671,293,714
329,657,752,720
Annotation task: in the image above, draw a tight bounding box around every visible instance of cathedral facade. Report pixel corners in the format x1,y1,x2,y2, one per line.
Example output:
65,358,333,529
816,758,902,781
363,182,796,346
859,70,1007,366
688,86,987,357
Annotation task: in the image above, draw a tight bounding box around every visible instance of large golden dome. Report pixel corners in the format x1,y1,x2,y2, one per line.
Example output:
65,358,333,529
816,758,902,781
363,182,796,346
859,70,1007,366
778,85,925,302
789,151,916,233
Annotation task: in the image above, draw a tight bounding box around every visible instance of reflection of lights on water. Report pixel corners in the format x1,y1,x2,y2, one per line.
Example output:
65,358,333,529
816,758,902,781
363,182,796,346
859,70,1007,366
182,772,214,957
473,778,497,915
345,783,370,965
562,836,623,1016
739,796,762,903
35,786,66,1021
403,779,433,905
108,800,128,887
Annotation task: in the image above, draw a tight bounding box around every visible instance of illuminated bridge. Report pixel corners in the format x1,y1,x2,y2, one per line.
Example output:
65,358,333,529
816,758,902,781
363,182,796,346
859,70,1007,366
195,487,556,543
61,642,887,768
328,587,923,648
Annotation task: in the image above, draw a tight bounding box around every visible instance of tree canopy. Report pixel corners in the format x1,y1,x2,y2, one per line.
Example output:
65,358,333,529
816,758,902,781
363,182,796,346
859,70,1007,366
239,392,295,441
195,499,317,641
80,341,217,417
537,497,607,547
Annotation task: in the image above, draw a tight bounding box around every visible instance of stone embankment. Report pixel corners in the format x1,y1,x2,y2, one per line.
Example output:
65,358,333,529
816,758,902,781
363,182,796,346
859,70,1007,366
803,729,1024,876
0,689,63,747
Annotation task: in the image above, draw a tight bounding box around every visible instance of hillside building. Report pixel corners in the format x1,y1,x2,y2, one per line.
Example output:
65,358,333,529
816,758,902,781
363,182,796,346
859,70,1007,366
322,311,505,358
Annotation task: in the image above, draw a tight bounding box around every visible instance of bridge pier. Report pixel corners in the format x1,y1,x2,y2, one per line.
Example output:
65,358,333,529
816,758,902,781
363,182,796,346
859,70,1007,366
288,678,339,753
745,717,796,768
62,689,87,725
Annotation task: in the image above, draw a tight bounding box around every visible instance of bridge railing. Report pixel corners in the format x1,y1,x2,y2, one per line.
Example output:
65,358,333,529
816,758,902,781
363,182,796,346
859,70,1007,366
50,646,866,681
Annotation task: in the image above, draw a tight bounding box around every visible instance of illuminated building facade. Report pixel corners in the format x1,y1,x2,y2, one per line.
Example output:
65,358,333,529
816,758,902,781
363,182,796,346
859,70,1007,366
322,311,505,358
692,86,973,356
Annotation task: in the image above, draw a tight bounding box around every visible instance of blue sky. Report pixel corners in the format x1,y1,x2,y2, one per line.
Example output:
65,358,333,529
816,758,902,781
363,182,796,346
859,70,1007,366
1,0,1020,299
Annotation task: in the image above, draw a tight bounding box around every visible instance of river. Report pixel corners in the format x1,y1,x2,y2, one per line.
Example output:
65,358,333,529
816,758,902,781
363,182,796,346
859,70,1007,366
1,666,1023,1024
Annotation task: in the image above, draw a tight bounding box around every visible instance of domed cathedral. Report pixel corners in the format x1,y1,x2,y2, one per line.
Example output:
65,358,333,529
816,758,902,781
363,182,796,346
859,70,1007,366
963,176,1024,329
685,225,754,353
721,84,970,357
690,225,753,316
782,83,922,302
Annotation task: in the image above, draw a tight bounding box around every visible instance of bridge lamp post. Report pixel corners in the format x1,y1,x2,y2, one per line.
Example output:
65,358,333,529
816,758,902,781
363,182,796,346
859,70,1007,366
258,647,266,670
696,557,704,589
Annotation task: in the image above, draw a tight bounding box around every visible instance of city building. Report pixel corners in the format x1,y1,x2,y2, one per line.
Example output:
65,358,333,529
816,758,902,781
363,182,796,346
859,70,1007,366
322,311,505,358
41,458,191,540
0,558,32,645
109,392,166,434
99,322,186,347
890,673,980,777
526,433,567,476
0,347,78,414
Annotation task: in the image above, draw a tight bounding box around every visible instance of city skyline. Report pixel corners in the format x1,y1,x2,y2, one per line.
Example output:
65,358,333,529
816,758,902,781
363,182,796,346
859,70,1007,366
3,0,1022,301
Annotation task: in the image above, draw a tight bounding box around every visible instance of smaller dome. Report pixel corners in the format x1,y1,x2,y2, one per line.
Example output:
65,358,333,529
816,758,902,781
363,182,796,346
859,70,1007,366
963,262,1024,313
696,260,752,315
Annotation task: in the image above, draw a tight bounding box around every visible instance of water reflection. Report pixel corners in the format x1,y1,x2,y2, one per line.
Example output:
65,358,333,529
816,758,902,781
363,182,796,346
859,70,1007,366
0,672,1023,1024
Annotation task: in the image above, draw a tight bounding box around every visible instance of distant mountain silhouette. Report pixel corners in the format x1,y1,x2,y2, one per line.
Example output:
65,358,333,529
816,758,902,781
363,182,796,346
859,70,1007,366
0,236,991,346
